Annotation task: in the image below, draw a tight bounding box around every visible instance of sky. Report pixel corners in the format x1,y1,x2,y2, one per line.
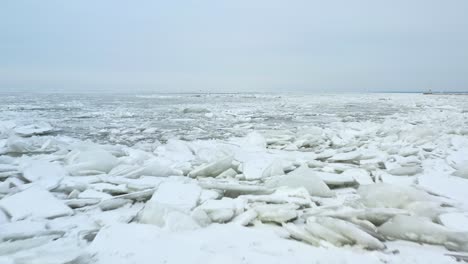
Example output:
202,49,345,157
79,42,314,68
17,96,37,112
1,0,468,93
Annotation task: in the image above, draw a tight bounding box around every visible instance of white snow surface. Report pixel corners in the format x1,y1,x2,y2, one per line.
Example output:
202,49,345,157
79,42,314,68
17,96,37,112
1,93,468,263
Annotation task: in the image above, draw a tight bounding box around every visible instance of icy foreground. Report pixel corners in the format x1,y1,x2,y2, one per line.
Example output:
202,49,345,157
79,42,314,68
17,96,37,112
0,93,468,263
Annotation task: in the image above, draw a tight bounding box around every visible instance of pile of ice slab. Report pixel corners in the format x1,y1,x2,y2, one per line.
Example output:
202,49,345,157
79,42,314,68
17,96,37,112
2,95,468,263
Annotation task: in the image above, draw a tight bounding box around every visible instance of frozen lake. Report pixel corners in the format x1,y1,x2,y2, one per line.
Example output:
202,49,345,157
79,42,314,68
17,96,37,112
1,92,468,263
1,92,466,145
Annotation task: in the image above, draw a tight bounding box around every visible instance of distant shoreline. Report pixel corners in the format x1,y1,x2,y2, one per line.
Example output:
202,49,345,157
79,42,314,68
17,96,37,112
423,92,468,95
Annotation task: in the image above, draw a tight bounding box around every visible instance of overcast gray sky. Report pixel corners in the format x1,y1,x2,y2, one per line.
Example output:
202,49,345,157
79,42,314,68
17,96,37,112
1,0,467,93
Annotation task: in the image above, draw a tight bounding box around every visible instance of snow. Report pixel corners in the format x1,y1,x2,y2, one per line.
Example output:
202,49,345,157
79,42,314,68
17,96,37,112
88,223,384,264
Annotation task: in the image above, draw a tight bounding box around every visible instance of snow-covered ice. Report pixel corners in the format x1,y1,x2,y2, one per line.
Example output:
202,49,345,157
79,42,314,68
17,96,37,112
1,93,468,263
0,186,73,220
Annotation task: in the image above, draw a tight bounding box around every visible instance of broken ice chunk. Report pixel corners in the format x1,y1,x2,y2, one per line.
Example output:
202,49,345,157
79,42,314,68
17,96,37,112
14,122,54,137
0,164,17,173
107,164,145,179
254,204,299,223
65,198,100,209
398,147,419,157
239,187,313,207
217,168,238,178
358,183,435,209
66,149,118,175
378,215,468,251
142,158,183,177
21,160,66,190
438,213,468,232
314,171,358,188
199,189,222,204
305,218,352,246
78,189,112,200
0,220,64,241
0,186,73,220
341,169,374,185
329,151,362,162
261,160,286,178
315,217,385,250
182,107,210,114
164,211,200,231
242,131,267,150
265,166,334,197
232,209,258,226
198,179,272,195
387,165,422,176
188,156,234,178
196,198,237,223
451,161,468,179
403,201,448,221
98,198,132,211
139,181,201,226
0,235,58,255
0,210,8,224
282,223,320,246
